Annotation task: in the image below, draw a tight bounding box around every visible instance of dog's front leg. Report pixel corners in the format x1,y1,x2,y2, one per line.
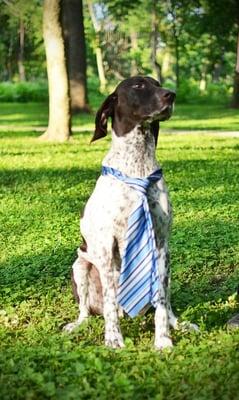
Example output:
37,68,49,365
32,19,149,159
163,249,179,330
64,253,90,332
158,247,198,334
99,259,124,348
154,245,173,349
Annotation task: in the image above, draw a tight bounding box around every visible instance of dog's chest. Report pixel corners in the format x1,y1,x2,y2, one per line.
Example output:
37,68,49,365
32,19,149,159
85,175,171,238
81,174,171,249
81,127,172,258
112,179,172,256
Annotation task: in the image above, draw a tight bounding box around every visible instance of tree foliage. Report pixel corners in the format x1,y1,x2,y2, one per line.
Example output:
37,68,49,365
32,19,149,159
0,0,238,104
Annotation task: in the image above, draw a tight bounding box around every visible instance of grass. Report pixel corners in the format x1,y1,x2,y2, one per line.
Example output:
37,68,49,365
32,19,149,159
0,104,239,399
0,102,239,132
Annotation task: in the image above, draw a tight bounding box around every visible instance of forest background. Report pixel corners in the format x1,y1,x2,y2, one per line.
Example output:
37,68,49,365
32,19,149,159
0,0,238,117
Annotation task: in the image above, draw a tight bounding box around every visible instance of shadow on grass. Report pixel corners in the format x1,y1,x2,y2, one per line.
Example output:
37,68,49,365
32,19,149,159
0,245,75,295
0,155,237,184
0,238,237,334
0,214,237,326
0,158,238,331
0,130,40,139
0,166,100,189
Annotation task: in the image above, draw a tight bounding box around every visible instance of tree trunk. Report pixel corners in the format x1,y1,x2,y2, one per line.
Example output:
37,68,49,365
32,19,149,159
62,0,89,112
130,30,138,76
42,0,71,141
151,0,162,83
199,66,207,91
87,0,107,92
18,18,25,81
167,0,180,88
231,32,239,108
7,35,14,81
174,34,180,89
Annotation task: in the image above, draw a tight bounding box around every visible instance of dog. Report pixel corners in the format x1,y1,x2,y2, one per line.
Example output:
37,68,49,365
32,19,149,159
64,76,196,349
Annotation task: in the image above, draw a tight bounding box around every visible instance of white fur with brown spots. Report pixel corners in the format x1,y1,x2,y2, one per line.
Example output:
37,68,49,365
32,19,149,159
64,76,198,349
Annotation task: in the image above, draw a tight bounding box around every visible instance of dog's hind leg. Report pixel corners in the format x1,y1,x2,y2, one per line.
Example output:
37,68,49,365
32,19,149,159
63,251,90,332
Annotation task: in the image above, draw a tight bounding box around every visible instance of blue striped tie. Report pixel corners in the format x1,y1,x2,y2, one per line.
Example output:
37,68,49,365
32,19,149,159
102,165,163,317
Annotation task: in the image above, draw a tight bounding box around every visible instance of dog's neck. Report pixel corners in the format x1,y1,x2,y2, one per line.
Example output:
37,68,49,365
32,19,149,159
102,125,159,177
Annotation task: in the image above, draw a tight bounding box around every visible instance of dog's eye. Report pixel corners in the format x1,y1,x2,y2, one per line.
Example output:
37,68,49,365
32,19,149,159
132,83,145,89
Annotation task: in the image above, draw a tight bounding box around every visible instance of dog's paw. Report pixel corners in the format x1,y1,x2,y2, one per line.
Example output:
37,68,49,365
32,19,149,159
105,330,125,349
227,314,239,329
154,336,173,350
63,321,81,333
178,321,199,332
63,317,88,333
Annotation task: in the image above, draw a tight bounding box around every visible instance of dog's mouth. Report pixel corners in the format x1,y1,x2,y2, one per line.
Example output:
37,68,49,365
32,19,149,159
144,104,174,123
157,104,173,121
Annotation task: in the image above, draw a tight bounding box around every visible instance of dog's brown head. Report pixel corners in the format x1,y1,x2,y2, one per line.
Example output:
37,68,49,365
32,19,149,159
92,76,175,145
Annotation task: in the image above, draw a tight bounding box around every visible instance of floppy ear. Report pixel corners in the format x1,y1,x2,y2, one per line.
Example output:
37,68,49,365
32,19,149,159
150,120,160,147
91,92,117,142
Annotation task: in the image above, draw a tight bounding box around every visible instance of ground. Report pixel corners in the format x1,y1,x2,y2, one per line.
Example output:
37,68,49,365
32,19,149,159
0,103,238,399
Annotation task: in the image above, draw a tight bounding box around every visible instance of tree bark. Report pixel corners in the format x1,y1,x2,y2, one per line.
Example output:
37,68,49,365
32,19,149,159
173,28,180,89
87,0,107,92
151,0,162,83
130,30,138,76
18,18,25,81
231,32,239,108
7,35,13,81
42,0,71,141
62,0,89,112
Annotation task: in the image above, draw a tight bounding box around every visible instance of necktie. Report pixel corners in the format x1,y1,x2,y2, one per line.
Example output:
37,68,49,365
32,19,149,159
102,165,163,317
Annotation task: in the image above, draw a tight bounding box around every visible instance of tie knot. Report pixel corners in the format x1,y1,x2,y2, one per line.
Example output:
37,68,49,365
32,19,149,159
126,177,151,196
102,166,163,197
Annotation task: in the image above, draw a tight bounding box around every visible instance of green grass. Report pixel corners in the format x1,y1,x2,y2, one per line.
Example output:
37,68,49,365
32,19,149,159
0,102,238,132
0,110,239,399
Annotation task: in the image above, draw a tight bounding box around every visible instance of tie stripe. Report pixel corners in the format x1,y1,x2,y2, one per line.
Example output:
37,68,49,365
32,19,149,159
118,240,152,283
102,165,163,317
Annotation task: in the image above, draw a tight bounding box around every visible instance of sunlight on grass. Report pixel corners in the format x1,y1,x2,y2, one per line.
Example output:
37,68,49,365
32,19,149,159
0,103,238,132
0,128,239,399
0,113,32,121
167,116,239,130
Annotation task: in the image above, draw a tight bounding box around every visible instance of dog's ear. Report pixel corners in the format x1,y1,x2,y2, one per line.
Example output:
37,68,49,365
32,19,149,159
91,92,117,142
150,120,160,147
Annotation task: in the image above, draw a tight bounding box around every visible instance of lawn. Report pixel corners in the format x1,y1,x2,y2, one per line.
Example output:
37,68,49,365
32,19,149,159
0,102,239,132
0,104,239,399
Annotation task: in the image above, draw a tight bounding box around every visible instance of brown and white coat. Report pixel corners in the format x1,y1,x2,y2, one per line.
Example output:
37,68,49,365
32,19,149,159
64,76,197,349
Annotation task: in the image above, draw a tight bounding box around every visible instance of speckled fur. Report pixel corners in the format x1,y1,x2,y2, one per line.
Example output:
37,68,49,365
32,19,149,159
64,124,179,349
63,77,198,348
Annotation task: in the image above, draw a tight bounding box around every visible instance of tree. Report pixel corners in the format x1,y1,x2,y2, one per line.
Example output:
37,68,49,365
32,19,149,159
41,0,71,141
61,0,89,112
101,0,154,79
151,0,163,83
2,0,28,81
0,0,46,81
231,32,239,108
198,0,239,107
87,0,107,92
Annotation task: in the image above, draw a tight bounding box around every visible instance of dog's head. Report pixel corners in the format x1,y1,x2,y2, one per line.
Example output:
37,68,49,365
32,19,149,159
92,76,175,145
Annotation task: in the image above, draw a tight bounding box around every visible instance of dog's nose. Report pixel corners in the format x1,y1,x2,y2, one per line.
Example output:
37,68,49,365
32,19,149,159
162,90,176,102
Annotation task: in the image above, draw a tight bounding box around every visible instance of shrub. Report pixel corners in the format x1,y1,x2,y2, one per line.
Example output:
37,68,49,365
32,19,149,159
177,80,201,103
0,81,48,102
